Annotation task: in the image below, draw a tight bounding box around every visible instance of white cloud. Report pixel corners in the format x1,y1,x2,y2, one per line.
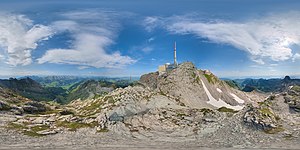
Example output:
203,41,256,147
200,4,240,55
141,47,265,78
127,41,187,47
130,44,154,54
251,58,265,65
293,53,300,62
141,47,153,53
0,13,53,66
0,54,4,60
38,10,136,68
38,33,136,68
148,37,155,42
78,66,90,70
149,12,300,64
143,16,160,32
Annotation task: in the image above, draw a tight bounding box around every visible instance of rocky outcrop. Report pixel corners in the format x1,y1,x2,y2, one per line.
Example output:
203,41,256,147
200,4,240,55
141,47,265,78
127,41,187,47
22,102,49,114
243,106,279,130
284,85,300,112
0,100,11,111
243,94,286,134
0,87,51,115
140,72,159,90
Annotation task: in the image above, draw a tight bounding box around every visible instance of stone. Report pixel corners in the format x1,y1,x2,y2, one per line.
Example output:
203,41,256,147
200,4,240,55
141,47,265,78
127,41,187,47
22,105,39,114
36,129,58,135
96,113,108,129
84,118,96,124
10,107,24,115
243,105,280,131
47,116,57,122
109,112,124,122
25,101,48,112
0,100,11,111
58,115,73,122
203,117,217,122
59,109,74,115
32,117,46,124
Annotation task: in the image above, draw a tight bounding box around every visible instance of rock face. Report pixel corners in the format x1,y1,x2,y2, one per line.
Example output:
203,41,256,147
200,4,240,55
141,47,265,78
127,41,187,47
22,102,49,114
0,87,50,115
140,72,159,89
0,100,11,111
284,85,300,112
243,91,300,135
243,105,279,130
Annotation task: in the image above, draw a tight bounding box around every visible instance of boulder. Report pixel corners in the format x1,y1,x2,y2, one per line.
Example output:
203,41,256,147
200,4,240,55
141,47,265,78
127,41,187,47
32,117,46,124
140,72,159,89
22,105,39,114
284,85,300,112
22,101,48,114
10,107,24,115
59,109,74,115
0,100,11,111
36,129,58,135
96,113,108,129
109,112,124,122
243,105,280,130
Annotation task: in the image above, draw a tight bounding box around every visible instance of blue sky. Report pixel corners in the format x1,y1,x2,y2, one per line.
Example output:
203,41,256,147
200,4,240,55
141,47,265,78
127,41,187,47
0,0,300,78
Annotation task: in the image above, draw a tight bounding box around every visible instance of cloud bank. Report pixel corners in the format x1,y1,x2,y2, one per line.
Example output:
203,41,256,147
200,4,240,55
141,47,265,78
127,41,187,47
144,12,300,64
0,13,53,66
293,53,300,62
0,11,136,69
37,10,136,68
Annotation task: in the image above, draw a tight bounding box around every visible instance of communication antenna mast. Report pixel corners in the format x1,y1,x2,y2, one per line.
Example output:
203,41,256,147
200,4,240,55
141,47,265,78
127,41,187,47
174,41,177,67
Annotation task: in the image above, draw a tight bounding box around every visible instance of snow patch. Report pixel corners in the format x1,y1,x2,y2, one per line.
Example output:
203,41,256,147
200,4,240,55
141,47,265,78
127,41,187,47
201,79,244,110
216,88,222,93
230,93,245,104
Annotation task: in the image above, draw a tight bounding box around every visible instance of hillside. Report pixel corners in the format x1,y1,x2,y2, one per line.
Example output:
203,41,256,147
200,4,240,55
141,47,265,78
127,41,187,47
67,80,114,102
0,77,135,104
27,76,85,89
0,78,67,103
0,87,53,115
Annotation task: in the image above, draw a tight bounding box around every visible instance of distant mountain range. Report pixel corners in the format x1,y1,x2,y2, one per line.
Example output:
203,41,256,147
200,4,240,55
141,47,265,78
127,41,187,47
24,76,138,89
1,74,299,105
228,76,300,93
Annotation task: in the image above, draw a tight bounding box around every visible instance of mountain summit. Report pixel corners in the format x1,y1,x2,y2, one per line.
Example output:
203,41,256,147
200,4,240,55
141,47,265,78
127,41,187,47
141,62,249,110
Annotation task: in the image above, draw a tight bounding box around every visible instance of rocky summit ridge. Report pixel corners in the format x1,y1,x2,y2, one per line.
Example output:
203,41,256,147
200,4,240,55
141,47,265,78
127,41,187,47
0,62,300,149
140,62,252,110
